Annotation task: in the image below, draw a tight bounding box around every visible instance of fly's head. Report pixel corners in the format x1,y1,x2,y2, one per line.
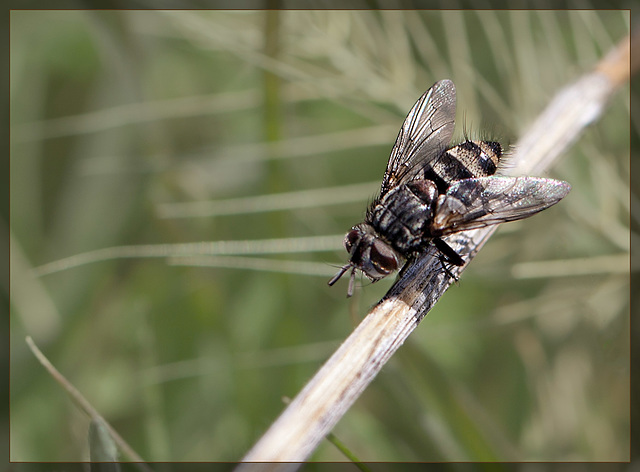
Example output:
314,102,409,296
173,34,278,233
328,223,401,297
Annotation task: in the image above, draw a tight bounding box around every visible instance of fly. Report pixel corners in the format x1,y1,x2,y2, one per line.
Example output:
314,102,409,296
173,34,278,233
328,79,571,297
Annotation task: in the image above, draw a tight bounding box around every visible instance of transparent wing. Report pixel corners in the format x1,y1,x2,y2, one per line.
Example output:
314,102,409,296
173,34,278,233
379,79,456,197
432,177,571,235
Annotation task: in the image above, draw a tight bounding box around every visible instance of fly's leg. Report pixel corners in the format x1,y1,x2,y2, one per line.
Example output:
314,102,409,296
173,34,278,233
433,237,463,281
437,254,460,282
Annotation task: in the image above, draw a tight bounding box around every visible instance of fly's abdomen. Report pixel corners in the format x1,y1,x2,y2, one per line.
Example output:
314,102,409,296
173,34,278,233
423,140,502,193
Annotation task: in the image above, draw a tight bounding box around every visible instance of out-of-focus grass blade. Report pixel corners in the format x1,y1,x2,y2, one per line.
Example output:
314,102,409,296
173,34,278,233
89,417,120,470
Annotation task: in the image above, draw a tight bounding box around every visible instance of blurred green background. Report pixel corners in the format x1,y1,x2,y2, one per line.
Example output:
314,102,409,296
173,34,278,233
9,10,630,463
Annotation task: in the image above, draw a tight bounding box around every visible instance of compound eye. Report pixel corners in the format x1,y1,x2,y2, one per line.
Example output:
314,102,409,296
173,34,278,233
344,229,360,253
369,240,398,275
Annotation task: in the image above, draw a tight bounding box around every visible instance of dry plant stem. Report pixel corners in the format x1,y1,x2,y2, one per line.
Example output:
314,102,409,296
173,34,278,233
238,33,633,470
25,336,152,471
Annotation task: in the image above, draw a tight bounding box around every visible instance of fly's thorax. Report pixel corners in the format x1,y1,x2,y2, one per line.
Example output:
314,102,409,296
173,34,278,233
367,181,439,255
344,223,401,281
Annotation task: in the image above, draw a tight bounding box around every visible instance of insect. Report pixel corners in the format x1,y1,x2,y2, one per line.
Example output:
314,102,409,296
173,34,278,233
328,79,571,297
